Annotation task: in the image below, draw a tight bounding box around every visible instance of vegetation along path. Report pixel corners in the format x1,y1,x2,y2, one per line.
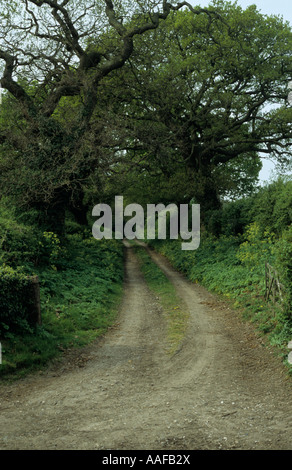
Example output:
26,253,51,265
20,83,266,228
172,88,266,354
0,242,292,450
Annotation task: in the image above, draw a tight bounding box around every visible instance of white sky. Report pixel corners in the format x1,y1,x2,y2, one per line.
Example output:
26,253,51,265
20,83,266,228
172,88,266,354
189,0,292,24
188,0,292,183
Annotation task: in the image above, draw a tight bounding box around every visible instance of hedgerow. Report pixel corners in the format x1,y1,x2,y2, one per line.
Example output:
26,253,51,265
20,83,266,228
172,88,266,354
0,212,124,377
0,266,36,334
148,178,292,359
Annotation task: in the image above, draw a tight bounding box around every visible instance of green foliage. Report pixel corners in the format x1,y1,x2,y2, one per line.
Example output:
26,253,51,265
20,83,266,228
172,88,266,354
236,222,275,269
249,178,292,236
0,200,67,272
0,266,35,334
38,236,124,346
0,201,40,266
148,178,292,358
273,225,292,318
104,4,291,211
0,225,124,377
205,177,292,238
205,197,254,237
38,231,61,268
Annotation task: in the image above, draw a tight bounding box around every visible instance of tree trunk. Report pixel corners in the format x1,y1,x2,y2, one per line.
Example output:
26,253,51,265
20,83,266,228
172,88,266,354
36,196,67,236
188,165,221,218
69,203,89,226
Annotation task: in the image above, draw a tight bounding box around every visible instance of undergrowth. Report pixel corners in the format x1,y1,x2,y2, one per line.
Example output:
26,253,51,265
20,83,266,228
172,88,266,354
0,233,124,379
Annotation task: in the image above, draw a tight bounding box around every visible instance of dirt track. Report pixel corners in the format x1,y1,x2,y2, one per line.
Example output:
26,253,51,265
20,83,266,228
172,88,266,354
0,242,291,450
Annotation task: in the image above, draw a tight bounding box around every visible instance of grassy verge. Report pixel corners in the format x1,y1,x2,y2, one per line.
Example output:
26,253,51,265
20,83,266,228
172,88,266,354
133,244,189,356
0,235,124,379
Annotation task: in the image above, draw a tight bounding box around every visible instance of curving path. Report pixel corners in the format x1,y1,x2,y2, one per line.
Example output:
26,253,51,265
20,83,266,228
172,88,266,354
0,242,291,450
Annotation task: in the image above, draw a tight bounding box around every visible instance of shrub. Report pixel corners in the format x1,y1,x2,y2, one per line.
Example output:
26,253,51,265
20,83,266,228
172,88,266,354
249,178,292,236
237,222,275,269
273,225,292,319
0,210,40,267
205,197,254,237
0,266,36,334
0,200,63,269
205,178,291,239
38,231,61,268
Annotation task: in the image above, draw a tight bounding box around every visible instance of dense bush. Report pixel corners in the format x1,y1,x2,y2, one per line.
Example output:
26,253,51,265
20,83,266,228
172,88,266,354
205,178,291,238
0,266,36,334
205,197,253,237
273,225,292,318
249,178,292,236
0,205,40,267
0,200,66,269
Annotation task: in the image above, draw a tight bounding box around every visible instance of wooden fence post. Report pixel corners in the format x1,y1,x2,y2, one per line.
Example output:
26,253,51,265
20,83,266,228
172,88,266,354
265,262,285,308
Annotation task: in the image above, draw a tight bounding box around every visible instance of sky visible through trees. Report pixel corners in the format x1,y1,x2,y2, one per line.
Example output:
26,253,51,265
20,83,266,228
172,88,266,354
0,0,291,221
191,0,292,183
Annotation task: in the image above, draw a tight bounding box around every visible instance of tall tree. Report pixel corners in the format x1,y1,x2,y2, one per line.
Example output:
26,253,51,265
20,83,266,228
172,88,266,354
0,0,217,231
97,1,292,212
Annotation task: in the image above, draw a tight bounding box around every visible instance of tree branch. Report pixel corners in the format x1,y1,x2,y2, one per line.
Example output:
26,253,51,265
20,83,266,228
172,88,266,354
0,49,37,119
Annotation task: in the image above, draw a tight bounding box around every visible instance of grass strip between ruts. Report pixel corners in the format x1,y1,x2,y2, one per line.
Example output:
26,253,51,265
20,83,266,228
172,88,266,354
133,244,190,356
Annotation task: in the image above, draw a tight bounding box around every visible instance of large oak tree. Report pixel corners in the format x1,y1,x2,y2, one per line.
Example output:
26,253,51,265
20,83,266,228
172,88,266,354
97,1,292,212
0,0,216,230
